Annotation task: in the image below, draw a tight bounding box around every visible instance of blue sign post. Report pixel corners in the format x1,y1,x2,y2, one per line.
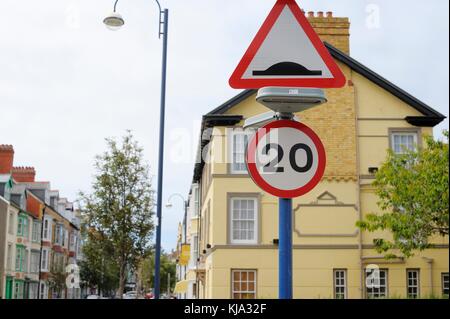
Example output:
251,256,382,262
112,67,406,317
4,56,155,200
246,120,327,299
279,198,293,299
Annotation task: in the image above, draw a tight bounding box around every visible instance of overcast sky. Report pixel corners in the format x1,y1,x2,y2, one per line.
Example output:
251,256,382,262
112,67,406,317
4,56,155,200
1,0,448,251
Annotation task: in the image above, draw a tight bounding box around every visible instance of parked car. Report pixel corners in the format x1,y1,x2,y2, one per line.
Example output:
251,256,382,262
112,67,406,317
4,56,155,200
123,291,138,299
123,291,145,299
86,294,100,299
144,292,154,299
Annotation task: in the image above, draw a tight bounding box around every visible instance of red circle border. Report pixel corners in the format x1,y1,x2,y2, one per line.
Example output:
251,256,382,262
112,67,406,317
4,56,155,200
246,120,326,198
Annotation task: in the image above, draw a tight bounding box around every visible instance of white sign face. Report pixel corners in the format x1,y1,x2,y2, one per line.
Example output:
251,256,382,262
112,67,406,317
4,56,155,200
246,120,326,198
243,6,332,81
229,0,346,89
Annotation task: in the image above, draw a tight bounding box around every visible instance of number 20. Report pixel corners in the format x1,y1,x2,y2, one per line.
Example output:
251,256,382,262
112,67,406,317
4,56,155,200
263,143,313,173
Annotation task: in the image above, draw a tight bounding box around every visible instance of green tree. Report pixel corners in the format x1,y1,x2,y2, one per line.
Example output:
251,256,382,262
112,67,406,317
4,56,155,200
48,265,67,299
357,131,449,258
79,227,119,297
80,132,155,297
138,251,176,296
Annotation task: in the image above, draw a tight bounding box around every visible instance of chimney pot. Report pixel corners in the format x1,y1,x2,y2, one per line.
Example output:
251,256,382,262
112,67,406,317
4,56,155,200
12,166,36,183
307,11,314,18
0,145,14,174
317,11,324,18
326,11,333,18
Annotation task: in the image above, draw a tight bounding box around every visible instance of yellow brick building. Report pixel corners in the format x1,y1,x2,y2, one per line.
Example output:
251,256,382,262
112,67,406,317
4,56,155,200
179,12,448,299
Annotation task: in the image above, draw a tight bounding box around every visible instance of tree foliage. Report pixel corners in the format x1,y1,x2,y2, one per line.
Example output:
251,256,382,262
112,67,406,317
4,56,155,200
79,132,155,297
137,251,176,295
357,131,449,258
79,226,120,297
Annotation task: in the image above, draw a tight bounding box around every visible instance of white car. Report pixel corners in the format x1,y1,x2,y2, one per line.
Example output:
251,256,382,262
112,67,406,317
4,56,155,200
123,291,139,299
86,294,100,299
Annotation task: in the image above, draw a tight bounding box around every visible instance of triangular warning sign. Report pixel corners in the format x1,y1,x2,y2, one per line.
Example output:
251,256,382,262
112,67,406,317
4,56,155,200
229,0,346,89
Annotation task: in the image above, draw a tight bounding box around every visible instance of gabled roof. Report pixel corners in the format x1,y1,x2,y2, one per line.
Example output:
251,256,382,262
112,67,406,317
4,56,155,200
208,43,446,126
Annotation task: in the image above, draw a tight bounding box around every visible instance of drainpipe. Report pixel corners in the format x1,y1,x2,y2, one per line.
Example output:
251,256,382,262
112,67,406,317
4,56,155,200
423,257,434,296
351,71,365,299
37,206,46,299
196,183,202,299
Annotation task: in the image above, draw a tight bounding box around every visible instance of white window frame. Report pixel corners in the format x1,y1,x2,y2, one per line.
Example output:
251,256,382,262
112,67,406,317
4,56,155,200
192,184,200,218
366,269,388,299
41,248,49,272
53,252,64,272
229,130,253,174
231,270,257,299
6,243,12,270
17,215,24,236
69,233,77,251
55,224,64,245
29,282,39,299
407,269,420,299
32,220,41,243
391,131,418,154
334,269,347,299
442,273,449,296
63,229,69,247
14,280,24,299
15,245,25,272
191,235,199,265
39,282,48,299
23,249,29,273
30,250,40,273
230,197,258,245
8,211,14,235
42,217,52,241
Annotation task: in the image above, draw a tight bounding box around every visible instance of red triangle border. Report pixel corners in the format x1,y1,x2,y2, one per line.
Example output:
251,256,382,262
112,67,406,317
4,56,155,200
229,0,347,89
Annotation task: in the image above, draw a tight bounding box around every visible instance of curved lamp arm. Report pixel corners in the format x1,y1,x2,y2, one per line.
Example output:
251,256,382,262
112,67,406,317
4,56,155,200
166,193,187,207
111,0,165,38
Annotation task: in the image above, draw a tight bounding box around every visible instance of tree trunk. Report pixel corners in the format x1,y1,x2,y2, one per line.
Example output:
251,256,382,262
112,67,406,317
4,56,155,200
118,261,126,299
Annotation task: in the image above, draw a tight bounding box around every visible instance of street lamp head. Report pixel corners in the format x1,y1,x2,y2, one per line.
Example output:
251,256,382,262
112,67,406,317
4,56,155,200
165,202,173,209
103,12,125,31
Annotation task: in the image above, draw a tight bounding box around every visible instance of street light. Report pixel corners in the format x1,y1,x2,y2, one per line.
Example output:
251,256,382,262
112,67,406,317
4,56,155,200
166,193,188,298
103,0,169,300
165,194,188,246
103,1,124,31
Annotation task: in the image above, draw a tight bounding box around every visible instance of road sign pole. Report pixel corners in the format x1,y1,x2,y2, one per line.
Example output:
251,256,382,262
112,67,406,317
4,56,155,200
279,197,293,299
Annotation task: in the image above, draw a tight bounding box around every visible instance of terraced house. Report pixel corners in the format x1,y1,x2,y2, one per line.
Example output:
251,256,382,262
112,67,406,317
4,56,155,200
0,145,81,299
178,12,449,299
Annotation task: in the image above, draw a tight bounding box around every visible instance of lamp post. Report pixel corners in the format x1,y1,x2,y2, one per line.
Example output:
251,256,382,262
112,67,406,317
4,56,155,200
103,0,169,299
166,193,188,281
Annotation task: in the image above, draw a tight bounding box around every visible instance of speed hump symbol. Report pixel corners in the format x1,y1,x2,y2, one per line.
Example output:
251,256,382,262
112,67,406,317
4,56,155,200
246,120,326,198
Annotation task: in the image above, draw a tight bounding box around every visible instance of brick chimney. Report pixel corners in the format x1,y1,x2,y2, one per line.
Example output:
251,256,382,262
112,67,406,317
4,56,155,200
12,167,36,182
0,145,14,174
307,11,350,55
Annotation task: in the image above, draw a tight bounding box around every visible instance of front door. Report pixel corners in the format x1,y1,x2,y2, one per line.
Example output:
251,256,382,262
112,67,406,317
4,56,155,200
5,276,13,299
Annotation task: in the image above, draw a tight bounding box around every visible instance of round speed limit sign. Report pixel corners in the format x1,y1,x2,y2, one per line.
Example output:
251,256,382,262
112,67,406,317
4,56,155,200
246,120,326,198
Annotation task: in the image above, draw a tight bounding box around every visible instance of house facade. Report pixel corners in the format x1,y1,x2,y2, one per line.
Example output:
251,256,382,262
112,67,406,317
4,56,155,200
180,12,449,299
0,145,82,299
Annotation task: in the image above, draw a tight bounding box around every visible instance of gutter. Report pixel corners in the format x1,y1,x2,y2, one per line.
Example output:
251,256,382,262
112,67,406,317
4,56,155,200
351,69,365,299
